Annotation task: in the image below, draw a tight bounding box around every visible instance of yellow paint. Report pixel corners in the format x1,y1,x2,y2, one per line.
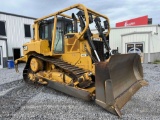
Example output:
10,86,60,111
23,40,50,55
14,56,27,64
36,71,72,84
15,4,111,93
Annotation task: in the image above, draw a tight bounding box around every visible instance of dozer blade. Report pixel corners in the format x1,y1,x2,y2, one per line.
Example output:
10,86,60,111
95,53,148,117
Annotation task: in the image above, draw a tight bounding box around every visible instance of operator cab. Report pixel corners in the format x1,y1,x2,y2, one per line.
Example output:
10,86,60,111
39,17,74,52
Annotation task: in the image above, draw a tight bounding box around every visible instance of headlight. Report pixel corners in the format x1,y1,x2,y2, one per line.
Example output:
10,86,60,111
23,46,28,51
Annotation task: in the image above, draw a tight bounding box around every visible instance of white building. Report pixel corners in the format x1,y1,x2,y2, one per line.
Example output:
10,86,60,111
92,25,160,63
0,12,35,68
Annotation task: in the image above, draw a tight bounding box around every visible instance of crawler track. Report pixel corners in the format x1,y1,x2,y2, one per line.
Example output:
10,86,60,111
23,53,87,82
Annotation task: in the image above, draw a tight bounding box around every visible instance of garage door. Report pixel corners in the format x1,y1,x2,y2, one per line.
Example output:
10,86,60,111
126,43,144,63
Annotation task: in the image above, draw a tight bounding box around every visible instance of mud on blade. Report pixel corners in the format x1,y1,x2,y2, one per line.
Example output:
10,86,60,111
95,53,148,117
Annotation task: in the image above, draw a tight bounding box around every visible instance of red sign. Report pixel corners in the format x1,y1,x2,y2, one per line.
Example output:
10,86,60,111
116,15,148,27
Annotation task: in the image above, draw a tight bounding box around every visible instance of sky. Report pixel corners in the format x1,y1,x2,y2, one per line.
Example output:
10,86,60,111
0,0,160,27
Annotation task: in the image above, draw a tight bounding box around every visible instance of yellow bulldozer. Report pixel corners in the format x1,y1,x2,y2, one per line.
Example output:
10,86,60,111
15,4,148,117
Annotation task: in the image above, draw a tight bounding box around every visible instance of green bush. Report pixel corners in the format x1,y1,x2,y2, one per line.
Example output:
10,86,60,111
153,59,160,64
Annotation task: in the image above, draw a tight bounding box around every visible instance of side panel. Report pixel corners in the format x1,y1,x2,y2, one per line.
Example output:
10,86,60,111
23,40,50,55
62,35,92,71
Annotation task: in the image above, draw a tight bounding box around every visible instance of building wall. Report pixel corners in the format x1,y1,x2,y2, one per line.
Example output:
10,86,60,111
157,25,160,36
91,25,160,63
0,40,7,57
110,25,158,53
121,32,160,63
122,33,149,53
144,52,160,63
0,13,34,57
150,34,160,53
0,40,7,67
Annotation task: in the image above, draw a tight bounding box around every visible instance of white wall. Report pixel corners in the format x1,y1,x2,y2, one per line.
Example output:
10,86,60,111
122,33,149,53
150,34,160,53
158,26,160,36
110,25,158,53
0,40,7,57
0,14,34,57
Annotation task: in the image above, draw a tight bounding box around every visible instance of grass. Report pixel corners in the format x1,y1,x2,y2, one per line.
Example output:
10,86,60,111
153,59,160,64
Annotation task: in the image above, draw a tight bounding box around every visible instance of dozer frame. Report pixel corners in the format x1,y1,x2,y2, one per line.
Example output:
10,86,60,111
15,4,148,117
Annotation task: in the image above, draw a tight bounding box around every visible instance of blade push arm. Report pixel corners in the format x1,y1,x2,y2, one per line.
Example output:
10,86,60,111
77,11,100,62
94,17,111,52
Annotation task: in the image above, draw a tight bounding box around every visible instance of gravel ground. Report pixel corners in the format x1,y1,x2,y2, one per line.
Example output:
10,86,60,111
0,64,160,120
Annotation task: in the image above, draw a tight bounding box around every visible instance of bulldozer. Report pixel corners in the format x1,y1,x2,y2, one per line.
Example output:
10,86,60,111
15,4,148,117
